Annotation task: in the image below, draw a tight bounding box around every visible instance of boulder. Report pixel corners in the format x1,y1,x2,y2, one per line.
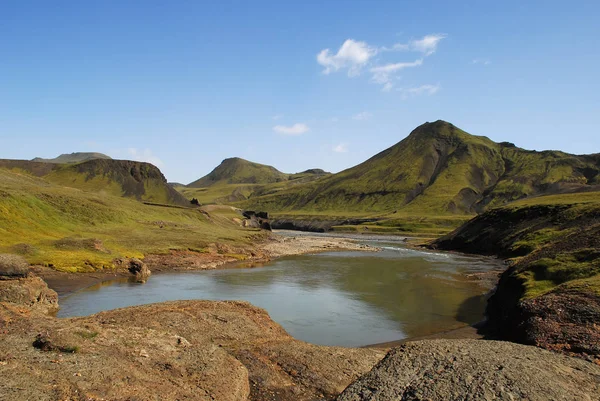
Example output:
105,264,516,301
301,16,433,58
0,276,59,314
128,258,151,283
336,339,600,401
0,254,29,278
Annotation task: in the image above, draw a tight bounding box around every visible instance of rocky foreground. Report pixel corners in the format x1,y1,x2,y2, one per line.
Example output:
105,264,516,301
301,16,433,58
2,272,600,400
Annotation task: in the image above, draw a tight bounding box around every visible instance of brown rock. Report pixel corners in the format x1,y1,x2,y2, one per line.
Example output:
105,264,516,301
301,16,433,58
0,254,29,278
128,258,151,283
0,276,58,314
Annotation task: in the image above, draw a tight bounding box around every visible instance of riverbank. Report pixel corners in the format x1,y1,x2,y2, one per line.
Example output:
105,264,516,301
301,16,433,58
2,274,599,401
35,232,380,297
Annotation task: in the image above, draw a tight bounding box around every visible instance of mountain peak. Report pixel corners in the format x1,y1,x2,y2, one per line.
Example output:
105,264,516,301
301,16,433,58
188,158,287,187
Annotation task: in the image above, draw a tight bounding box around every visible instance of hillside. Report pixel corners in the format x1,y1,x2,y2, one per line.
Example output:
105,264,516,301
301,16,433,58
32,152,112,163
181,158,330,204
0,158,190,206
188,157,289,187
0,168,259,271
240,121,600,215
431,192,600,360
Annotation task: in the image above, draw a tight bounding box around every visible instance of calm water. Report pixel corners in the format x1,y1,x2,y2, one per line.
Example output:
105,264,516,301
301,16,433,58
58,238,501,347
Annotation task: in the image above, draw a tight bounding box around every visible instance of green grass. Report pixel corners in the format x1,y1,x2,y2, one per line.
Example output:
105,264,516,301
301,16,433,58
0,158,190,206
0,169,263,271
188,157,290,187
236,121,598,217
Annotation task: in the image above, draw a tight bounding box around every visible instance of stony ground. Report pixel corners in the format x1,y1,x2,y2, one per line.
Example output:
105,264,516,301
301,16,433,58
0,277,385,401
2,271,600,400
338,340,600,401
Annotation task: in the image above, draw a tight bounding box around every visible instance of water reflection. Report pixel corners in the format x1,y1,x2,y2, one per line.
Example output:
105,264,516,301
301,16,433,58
58,244,502,347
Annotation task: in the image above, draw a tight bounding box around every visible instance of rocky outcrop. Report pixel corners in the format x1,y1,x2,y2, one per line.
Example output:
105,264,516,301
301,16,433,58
0,298,384,401
430,200,600,361
0,254,29,278
127,258,151,283
271,218,380,233
0,276,58,314
517,290,600,358
1,276,599,400
337,340,600,401
242,210,272,230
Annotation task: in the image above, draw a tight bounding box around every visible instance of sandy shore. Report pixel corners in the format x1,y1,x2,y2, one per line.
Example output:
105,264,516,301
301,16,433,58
259,232,379,258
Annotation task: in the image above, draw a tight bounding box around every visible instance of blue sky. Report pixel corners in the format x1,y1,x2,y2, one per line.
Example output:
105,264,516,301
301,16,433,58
1,0,599,184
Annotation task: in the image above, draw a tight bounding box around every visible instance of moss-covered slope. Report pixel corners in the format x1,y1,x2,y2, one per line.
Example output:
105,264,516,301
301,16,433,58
431,192,600,360
0,169,258,271
188,157,290,187
240,121,599,215
0,159,190,206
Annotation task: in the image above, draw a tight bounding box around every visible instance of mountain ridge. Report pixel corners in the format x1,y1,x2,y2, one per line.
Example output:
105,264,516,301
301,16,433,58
32,152,112,164
236,120,600,214
0,158,189,206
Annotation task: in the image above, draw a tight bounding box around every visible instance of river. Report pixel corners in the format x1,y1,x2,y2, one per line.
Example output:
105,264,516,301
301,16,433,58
58,235,502,347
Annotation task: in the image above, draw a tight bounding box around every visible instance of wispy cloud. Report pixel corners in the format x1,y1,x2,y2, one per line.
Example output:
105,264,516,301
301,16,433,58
381,34,447,56
317,39,377,76
127,148,164,167
273,123,310,136
370,59,423,90
398,84,440,98
409,34,446,56
318,34,446,92
333,143,348,153
271,114,283,120
472,58,491,65
352,111,373,121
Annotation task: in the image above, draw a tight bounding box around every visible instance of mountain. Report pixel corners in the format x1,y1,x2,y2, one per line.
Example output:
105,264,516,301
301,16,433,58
240,120,600,215
179,158,330,205
32,152,112,164
0,167,250,271
0,158,190,206
188,157,289,187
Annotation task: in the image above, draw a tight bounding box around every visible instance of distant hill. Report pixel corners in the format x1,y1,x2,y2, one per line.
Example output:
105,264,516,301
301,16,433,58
0,158,189,206
32,152,112,164
240,120,600,215
188,157,289,187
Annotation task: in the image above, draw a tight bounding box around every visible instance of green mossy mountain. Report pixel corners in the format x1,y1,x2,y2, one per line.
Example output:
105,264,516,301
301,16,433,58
0,168,256,271
32,152,112,164
188,157,290,187
240,120,600,215
0,158,189,206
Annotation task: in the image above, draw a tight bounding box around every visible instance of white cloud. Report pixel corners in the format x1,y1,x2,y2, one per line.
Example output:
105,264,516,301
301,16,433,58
472,58,491,65
273,123,310,136
127,148,164,167
317,34,446,92
352,111,373,121
317,39,377,76
381,34,447,56
410,34,446,56
333,143,348,153
399,84,440,98
271,114,283,120
370,59,423,89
